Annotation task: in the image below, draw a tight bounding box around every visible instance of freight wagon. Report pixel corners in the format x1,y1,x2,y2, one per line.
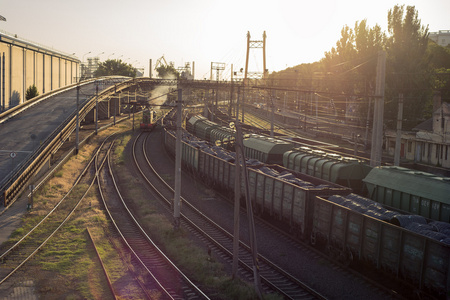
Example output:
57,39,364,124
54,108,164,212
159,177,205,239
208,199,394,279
313,193,450,298
187,115,450,223
283,146,371,193
364,166,450,223
162,123,450,299
164,128,351,239
187,115,294,164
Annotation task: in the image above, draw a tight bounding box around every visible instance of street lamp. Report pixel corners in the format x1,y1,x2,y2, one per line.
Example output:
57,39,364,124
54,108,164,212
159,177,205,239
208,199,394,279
108,53,115,59
81,51,91,81
82,51,91,63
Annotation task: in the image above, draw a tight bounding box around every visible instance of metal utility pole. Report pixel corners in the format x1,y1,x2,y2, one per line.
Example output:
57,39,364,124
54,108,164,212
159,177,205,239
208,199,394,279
370,50,386,167
95,81,99,135
232,112,241,278
210,62,225,81
173,88,182,229
128,91,130,119
112,84,117,126
235,86,240,122
244,31,267,81
149,59,152,78
114,84,117,126
241,85,245,122
75,85,80,154
364,96,371,149
229,64,234,117
270,91,275,137
394,94,404,166
0,53,2,112
234,120,262,298
132,104,135,131
244,32,250,81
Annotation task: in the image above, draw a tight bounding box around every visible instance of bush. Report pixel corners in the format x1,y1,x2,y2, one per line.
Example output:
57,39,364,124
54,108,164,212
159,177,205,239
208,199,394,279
25,84,39,100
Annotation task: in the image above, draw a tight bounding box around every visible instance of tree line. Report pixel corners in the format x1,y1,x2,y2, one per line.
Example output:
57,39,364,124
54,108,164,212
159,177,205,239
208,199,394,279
269,5,450,130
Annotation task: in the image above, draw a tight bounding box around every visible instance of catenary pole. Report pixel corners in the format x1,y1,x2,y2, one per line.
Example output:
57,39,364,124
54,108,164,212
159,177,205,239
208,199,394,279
75,85,80,154
236,121,262,298
394,94,404,166
370,50,386,167
95,81,98,135
232,87,241,278
173,88,182,228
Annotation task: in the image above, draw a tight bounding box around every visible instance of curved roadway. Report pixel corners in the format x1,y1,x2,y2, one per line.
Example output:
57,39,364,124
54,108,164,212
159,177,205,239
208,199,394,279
0,79,122,187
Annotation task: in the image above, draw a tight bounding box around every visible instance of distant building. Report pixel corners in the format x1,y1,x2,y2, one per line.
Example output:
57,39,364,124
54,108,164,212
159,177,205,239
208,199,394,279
0,30,79,111
81,56,101,80
385,93,450,169
429,30,450,47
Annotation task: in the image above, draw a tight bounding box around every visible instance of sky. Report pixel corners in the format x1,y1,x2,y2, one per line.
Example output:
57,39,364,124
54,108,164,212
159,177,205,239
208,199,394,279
1,0,449,79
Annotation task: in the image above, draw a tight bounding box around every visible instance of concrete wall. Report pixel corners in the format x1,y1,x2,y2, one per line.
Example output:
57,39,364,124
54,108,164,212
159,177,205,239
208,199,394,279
0,31,80,111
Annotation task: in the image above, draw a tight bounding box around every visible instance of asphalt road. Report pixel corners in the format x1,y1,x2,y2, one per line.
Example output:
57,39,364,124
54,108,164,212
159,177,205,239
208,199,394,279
0,81,113,186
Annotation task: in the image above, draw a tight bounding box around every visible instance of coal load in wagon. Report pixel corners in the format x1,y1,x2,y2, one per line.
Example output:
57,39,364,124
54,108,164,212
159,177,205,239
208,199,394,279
258,166,280,178
390,215,427,227
429,221,450,236
328,194,400,222
277,171,315,188
211,146,235,162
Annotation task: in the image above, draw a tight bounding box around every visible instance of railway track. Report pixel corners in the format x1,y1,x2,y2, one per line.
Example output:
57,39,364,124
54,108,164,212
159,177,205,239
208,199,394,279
220,107,372,161
100,135,209,299
0,134,114,287
132,130,325,299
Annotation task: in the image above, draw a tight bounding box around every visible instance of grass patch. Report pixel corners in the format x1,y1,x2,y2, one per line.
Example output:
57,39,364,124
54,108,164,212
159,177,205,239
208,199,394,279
54,170,63,178
113,133,131,165
5,118,281,299
113,135,282,300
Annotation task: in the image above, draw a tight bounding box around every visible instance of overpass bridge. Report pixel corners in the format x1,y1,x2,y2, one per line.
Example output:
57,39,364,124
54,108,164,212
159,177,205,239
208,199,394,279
0,76,250,207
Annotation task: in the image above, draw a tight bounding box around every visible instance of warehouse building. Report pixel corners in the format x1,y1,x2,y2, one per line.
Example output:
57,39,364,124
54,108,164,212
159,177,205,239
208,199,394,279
0,30,80,112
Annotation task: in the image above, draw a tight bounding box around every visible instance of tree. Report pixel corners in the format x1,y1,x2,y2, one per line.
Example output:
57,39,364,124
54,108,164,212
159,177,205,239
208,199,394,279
156,64,179,79
428,42,450,105
385,5,430,129
94,59,137,77
267,5,444,130
25,84,39,100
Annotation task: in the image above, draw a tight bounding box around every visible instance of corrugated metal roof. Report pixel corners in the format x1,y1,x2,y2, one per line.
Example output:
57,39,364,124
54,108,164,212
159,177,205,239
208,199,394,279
363,166,450,204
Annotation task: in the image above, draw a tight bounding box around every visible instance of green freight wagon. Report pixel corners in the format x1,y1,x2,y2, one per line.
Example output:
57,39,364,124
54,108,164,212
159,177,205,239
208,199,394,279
363,166,450,222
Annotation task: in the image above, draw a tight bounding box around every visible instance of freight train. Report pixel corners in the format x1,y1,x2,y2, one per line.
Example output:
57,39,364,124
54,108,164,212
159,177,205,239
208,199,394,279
162,121,450,299
187,114,450,223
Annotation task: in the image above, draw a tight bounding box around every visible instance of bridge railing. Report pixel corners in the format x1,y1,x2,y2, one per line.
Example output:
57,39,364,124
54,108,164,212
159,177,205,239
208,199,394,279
0,76,127,207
